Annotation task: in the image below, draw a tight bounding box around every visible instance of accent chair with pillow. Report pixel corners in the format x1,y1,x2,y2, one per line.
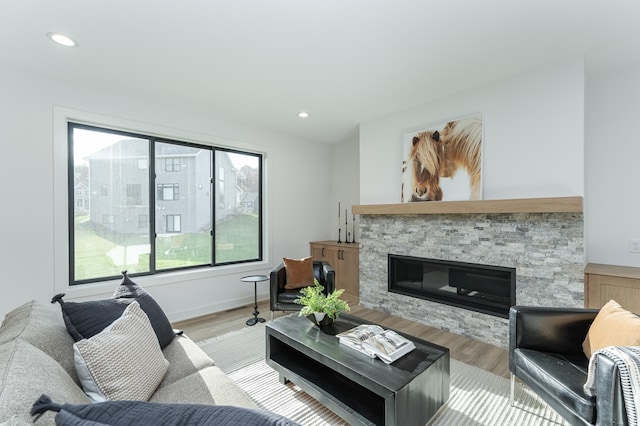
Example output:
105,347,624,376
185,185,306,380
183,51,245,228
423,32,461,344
509,301,636,426
269,257,335,320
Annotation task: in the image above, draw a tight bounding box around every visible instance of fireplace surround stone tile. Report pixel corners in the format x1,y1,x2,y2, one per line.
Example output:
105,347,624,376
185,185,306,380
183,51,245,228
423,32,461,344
358,212,584,348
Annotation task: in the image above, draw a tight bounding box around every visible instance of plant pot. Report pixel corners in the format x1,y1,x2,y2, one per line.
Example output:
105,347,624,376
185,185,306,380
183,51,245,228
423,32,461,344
307,312,334,327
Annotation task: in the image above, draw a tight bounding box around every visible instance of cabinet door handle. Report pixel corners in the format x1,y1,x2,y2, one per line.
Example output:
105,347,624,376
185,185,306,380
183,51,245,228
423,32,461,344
322,247,325,257
339,250,344,260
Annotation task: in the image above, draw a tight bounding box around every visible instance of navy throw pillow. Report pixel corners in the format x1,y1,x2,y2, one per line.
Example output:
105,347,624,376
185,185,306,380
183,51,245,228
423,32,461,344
51,271,175,348
31,395,300,426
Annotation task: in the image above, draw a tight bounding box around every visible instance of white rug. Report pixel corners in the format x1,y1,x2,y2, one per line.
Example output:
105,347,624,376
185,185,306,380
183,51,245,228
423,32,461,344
198,322,569,426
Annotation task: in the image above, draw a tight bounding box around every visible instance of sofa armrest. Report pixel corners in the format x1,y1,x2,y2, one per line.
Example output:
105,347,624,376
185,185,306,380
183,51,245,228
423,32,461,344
509,306,598,360
594,353,628,426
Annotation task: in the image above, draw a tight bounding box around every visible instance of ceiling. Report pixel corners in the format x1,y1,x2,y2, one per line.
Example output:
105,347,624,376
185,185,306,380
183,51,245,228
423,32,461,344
2,1,640,144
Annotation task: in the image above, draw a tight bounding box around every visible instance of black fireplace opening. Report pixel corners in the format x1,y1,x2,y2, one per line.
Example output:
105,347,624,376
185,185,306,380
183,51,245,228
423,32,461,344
388,254,516,318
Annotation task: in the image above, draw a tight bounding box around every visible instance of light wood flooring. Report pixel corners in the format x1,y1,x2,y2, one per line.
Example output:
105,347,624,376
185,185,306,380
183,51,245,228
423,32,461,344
173,300,510,378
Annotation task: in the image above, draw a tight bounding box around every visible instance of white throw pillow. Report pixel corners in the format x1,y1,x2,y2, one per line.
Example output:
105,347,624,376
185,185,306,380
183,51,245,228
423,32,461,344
73,301,169,402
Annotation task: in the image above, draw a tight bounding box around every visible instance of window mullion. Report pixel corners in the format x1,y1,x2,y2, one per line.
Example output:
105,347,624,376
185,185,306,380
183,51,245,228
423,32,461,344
149,140,157,273
210,149,215,266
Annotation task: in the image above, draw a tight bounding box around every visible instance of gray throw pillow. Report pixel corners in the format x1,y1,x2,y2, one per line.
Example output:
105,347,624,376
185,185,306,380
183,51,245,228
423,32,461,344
73,301,169,402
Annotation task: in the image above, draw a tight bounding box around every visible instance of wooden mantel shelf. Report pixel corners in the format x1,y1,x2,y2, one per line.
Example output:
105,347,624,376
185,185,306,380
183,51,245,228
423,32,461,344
352,196,583,215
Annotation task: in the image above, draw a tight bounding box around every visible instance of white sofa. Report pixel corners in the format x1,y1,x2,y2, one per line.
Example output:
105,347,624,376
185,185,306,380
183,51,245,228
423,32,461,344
0,300,256,425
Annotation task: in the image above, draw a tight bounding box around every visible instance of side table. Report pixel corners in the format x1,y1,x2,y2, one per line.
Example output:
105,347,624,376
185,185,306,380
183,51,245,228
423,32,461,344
241,275,269,326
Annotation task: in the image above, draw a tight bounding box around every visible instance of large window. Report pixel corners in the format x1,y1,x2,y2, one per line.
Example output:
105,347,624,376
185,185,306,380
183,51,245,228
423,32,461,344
69,123,262,284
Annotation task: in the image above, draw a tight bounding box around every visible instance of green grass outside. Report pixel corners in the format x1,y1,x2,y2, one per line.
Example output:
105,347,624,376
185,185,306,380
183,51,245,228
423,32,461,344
215,214,260,263
74,213,259,282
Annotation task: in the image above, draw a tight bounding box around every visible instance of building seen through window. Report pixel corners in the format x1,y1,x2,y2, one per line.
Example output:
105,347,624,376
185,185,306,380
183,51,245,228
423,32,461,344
69,123,262,284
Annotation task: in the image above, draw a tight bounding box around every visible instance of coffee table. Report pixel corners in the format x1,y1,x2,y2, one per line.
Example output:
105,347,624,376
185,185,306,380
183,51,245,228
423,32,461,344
266,314,450,426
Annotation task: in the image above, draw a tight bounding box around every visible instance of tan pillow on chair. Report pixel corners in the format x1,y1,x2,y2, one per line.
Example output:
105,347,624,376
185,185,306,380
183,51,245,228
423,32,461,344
582,299,640,358
283,256,314,290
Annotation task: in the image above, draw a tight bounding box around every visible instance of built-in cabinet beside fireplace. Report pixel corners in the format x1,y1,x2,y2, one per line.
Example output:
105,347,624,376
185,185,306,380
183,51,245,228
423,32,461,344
584,263,640,314
310,240,360,300
354,197,584,349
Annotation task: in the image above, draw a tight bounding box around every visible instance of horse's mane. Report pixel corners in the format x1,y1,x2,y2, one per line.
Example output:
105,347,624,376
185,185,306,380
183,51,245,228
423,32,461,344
410,131,442,177
442,117,481,177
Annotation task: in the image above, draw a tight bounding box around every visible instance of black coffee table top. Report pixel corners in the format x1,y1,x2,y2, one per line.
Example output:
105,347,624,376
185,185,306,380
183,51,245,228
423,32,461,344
267,313,449,392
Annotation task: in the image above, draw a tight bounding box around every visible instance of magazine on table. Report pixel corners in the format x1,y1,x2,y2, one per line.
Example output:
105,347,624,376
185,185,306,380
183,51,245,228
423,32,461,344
336,324,416,364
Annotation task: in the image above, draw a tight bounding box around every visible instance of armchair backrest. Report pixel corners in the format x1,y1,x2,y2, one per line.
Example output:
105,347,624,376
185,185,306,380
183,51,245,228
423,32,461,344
312,262,326,285
315,261,335,294
269,260,336,312
270,261,335,293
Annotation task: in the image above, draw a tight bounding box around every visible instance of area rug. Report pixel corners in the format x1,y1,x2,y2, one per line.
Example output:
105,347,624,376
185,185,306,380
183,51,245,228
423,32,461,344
197,322,569,426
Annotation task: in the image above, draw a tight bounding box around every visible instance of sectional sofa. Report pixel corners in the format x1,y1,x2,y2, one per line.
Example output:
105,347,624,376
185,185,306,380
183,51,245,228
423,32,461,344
0,300,257,425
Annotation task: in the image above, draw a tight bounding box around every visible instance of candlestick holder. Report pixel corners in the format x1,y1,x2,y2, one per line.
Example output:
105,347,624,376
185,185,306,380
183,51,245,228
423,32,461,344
338,229,342,244
351,214,357,244
344,209,349,243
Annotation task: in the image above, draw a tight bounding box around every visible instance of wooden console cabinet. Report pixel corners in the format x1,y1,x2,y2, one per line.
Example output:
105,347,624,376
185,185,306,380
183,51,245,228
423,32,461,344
310,240,359,300
585,263,640,314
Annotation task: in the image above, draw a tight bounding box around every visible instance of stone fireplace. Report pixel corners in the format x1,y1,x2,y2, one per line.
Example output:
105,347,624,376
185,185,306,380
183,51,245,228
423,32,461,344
357,208,584,349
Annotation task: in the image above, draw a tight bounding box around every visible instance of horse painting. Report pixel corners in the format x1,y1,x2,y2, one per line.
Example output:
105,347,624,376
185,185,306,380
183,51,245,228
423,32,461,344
401,115,482,202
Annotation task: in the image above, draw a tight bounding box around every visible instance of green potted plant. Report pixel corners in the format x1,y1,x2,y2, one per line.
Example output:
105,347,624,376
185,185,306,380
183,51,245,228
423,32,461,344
295,278,350,326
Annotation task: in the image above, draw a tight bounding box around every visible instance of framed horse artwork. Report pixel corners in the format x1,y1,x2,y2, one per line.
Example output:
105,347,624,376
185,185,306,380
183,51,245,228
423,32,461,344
401,114,482,202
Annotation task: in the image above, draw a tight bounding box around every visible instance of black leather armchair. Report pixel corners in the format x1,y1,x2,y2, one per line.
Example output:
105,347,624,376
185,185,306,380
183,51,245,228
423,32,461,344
269,260,335,320
509,306,628,425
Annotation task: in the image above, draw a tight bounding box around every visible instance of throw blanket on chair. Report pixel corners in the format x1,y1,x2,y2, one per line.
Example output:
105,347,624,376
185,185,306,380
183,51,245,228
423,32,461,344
584,345,640,426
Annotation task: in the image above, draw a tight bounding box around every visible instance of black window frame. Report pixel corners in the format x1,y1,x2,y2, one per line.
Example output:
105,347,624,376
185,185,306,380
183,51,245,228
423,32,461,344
68,122,264,285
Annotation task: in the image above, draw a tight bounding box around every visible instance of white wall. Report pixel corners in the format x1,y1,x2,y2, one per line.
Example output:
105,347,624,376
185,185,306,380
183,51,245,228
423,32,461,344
359,58,585,204
586,62,640,267
329,129,360,242
0,65,333,320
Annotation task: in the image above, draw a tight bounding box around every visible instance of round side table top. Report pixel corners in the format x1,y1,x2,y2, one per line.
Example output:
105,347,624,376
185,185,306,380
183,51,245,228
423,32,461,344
241,274,269,283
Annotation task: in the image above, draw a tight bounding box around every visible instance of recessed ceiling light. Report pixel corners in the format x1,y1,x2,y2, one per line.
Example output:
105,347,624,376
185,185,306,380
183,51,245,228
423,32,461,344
47,32,78,47
297,112,310,118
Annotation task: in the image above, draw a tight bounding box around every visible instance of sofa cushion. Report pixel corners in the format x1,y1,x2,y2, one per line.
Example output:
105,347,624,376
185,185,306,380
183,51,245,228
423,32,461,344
283,256,314,290
151,365,256,408
74,302,169,402
514,348,595,424
0,340,90,425
52,271,175,348
582,299,640,358
31,395,298,426
0,300,77,382
159,334,215,389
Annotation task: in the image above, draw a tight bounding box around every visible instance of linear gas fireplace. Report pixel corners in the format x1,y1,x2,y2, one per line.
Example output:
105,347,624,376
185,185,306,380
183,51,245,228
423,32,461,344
388,254,516,318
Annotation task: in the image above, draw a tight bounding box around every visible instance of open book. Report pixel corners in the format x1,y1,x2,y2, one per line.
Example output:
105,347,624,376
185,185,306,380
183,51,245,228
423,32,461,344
336,324,416,364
